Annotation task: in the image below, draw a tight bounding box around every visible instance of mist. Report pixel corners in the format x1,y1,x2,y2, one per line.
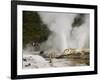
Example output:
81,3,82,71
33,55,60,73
38,12,90,53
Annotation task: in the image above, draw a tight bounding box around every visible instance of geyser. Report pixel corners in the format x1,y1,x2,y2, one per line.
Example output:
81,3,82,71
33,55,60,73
38,12,89,53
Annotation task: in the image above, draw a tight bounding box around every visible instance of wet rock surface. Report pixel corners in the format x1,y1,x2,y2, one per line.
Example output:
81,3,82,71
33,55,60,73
23,50,89,69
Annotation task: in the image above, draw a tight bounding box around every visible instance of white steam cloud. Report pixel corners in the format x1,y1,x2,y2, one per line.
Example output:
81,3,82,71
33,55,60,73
38,12,90,53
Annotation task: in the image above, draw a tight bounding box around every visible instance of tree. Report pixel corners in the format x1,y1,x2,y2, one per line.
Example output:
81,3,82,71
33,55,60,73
23,11,51,48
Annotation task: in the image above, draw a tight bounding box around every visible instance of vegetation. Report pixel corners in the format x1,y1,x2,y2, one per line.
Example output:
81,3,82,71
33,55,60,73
23,11,51,47
72,14,85,27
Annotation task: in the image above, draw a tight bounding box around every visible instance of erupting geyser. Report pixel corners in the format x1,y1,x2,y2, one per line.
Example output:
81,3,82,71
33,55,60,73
38,12,89,53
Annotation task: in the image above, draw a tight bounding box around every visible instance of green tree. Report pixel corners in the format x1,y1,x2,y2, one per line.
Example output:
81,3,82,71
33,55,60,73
23,11,51,48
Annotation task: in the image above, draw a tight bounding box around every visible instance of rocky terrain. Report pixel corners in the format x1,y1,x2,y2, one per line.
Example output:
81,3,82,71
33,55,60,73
23,49,89,69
